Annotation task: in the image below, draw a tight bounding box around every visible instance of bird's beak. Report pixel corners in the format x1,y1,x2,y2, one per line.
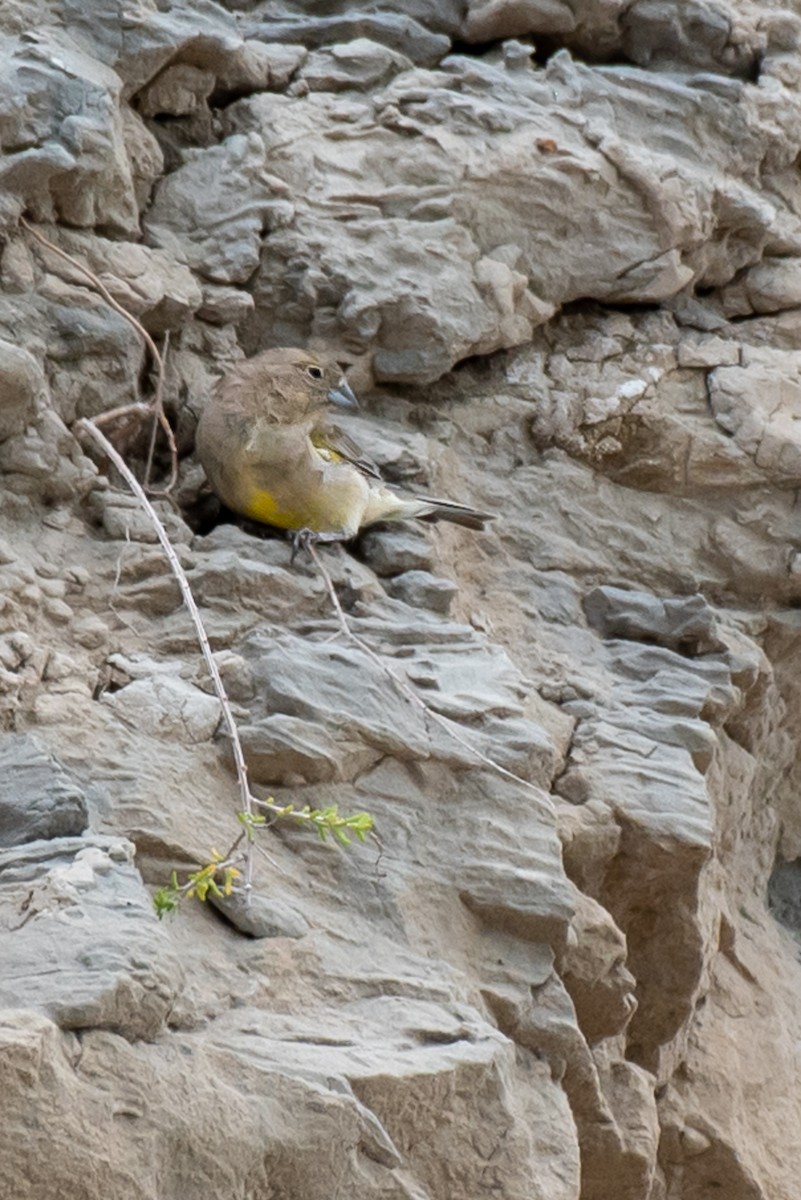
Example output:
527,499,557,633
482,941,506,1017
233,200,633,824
327,377,359,410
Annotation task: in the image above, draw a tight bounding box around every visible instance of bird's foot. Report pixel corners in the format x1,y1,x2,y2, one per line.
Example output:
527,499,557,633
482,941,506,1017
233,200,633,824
288,528,347,565
289,528,314,565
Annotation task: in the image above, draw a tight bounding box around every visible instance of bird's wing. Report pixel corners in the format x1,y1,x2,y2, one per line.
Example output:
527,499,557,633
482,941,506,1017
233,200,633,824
309,420,383,481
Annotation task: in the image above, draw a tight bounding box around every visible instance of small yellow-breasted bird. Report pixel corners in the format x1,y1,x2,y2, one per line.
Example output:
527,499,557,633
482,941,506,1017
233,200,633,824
195,347,492,541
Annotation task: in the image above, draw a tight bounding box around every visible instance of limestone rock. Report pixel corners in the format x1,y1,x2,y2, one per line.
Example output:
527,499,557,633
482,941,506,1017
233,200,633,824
583,586,724,655
138,62,216,118
298,38,413,92
233,602,560,787
677,335,740,368
0,339,46,441
52,230,203,332
0,30,142,235
0,733,88,847
203,44,801,381
620,0,766,74
63,0,242,95
102,675,222,744
241,11,451,67
359,527,435,576
218,40,308,92
239,710,363,785
188,525,329,625
387,569,459,614
238,630,434,780
144,132,290,285
0,1007,414,1200
121,106,164,208
210,890,310,938
92,490,194,545
560,892,636,1044
0,835,181,1039
198,283,255,325
463,0,577,42
708,349,801,483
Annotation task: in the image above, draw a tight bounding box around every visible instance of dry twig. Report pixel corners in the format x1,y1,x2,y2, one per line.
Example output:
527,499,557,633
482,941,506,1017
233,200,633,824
77,417,257,899
20,217,178,492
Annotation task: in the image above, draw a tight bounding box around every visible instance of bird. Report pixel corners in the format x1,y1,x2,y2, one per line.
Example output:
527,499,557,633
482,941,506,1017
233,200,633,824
195,347,492,545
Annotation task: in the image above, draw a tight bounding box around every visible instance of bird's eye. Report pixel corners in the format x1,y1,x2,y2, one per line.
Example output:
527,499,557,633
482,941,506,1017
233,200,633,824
306,365,323,380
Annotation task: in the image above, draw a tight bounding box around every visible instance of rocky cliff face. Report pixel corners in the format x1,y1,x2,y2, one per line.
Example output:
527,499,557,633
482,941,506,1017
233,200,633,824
3,2,801,1198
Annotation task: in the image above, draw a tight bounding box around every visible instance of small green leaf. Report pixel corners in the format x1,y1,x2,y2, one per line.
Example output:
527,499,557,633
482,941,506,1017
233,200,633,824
153,886,180,919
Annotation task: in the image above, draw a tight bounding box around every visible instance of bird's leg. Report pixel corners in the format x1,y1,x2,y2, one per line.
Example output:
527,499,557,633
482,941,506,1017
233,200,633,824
289,528,313,565
288,528,348,565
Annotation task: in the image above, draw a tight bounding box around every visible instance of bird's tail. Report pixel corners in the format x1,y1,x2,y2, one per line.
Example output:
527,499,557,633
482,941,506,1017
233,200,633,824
363,486,493,531
409,496,493,531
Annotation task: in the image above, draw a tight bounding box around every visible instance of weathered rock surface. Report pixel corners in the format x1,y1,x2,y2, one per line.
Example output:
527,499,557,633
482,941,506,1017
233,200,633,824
0,834,180,1039
0,733,88,847
2,1,801,1198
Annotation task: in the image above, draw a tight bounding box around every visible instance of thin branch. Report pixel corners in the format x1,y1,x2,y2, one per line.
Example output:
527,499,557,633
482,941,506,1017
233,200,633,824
307,543,545,796
143,330,171,490
93,401,154,429
20,217,178,491
77,416,256,898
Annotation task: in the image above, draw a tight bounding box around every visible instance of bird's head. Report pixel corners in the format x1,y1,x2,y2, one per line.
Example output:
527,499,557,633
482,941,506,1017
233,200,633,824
218,347,358,424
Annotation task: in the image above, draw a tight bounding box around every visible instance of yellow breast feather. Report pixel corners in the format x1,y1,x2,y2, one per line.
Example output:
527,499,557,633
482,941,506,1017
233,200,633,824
242,487,307,531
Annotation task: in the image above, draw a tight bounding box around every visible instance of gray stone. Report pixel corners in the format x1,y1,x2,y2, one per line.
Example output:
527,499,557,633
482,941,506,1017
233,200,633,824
0,341,45,441
53,230,203,332
61,0,240,93
621,0,763,74
669,292,729,331
242,630,434,767
359,528,434,576
719,257,801,319
102,675,222,744
122,106,164,208
239,712,364,785
207,997,577,1197
768,858,801,937
0,237,36,292
241,13,450,67
583,586,724,654
463,0,577,42
144,132,294,286
210,891,310,938
232,41,308,90
211,44,792,381
89,491,194,547
388,569,459,614
677,337,740,368
299,38,413,93
0,1003,428,1199
187,531,325,625
198,283,255,325
708,351,801,484
0,31,142,235
138,63,216,118
0,734,88,848
0,835,181,1039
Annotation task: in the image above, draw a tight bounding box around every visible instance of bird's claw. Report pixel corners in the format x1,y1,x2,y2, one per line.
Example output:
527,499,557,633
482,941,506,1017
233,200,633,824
288,528,347,565
289,528,315,565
